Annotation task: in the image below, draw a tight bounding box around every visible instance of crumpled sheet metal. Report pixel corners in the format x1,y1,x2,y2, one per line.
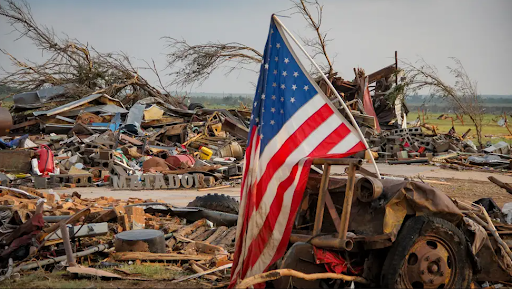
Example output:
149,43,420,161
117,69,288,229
463,217,487,255
381,179,462,240
348,179,462,242
463,219,512,281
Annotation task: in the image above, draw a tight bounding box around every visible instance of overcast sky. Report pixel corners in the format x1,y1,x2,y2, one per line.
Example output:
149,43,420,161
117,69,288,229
1,0,511,95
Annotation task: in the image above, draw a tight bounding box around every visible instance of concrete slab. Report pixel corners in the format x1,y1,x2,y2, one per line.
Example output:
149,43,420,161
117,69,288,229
330,163,440,177
44,186,241,207
331,163,512,183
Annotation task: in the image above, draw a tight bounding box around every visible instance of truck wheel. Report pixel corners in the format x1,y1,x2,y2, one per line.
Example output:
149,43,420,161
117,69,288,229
187,193,239,214
381,216,472,289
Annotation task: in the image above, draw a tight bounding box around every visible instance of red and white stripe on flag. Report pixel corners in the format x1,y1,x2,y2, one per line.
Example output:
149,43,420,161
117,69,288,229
229,16,366,288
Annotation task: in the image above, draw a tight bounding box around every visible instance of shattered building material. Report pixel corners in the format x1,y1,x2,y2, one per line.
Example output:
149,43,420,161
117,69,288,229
33,94,124,117
12,85,67,109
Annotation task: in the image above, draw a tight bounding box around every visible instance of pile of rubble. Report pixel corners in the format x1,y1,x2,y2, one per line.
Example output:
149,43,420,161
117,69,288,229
366,125,512,173
0,85,250,190
0,186,237,284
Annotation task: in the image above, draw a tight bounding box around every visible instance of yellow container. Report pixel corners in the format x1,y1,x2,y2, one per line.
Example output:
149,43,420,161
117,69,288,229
199,146,213,160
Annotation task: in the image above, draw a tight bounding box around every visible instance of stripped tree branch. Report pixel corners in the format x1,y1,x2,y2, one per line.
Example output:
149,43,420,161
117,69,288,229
235,269,369,289
0,0,181,106
292,0,334,77
163,38,263,88
400,57,484,147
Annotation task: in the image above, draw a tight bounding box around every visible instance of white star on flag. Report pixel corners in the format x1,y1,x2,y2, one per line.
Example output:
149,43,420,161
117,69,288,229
304,85,309,91
271,95,276,100
282,71,287,77
264,64,269,69
275,56,278,61
276,43,280,48
280,84,285,89
261,94,265,99
270,120,275,125
272,82,277,87
271,107,275,113
292,84,297,90
284,58,289,64
293,71,299,77
280,109,284,114
254,102,257,107
273,70,277,75
290,97,295,103
280,97,284,102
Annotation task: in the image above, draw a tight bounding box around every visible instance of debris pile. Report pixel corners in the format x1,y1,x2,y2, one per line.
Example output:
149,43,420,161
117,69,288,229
0,187,237,284
1,85,251,190
366,125,512,173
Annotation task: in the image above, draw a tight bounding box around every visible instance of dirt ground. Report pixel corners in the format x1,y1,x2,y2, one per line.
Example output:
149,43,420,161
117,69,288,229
0,266,211,289
427,178,512,208
4,166,512,288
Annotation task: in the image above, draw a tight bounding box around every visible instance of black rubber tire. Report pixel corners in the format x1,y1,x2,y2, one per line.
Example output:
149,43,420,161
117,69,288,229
187,193,239,215
381,216,472,288
188,102,205,110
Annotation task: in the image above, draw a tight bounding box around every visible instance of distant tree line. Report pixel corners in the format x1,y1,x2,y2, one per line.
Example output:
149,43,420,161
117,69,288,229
0,84,19,97
188,94,253,108
406,94,512,105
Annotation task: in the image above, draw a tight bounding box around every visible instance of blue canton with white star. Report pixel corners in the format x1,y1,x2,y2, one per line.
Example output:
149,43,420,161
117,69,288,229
249,17,318,152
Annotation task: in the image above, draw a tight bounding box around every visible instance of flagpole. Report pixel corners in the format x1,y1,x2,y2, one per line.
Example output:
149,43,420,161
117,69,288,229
273,15,381,179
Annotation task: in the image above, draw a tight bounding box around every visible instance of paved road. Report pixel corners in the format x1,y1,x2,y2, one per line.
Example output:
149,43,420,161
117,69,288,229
46,186,242,207
46,163,512,206
332,163,512,182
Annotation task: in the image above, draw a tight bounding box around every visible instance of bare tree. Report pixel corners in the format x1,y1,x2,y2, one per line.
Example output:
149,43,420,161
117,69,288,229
399,57,484,147
291,0,334,78
163,39,263,88
163,0,335,88
0,0,182,106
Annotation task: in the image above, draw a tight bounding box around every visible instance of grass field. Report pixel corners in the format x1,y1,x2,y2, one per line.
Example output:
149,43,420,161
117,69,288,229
417,113,512,145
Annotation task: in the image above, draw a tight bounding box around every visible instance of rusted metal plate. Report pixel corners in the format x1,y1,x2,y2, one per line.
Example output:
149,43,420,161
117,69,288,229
221,117,248,141
165,123,188,136
10,119,39,130
0,150,33,172
305,174,347,191
0,107,13,136
367,64,397,84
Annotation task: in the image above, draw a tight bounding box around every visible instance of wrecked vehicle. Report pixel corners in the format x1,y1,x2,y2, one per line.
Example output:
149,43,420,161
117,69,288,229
259,158,512,288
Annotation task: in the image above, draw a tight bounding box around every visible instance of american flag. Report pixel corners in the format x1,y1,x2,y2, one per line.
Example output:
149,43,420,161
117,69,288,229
229,16,366,287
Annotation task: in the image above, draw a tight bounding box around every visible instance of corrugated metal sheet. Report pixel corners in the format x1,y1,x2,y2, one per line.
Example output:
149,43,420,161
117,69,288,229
13,86,66,109
33,94,124,117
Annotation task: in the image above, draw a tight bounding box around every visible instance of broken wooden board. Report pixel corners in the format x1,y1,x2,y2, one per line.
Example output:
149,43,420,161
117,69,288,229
67,266,149,280
171,263,232,283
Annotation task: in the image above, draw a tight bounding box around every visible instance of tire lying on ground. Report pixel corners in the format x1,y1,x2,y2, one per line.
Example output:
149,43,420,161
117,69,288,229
381,215,472,289
187,193,239,215
188,102,205,111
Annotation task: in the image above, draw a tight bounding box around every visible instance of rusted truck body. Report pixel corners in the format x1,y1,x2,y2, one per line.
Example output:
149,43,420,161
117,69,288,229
273,158,512,288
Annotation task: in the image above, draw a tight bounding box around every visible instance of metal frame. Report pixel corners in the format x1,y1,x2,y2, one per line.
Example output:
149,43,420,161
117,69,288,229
296,158,362,251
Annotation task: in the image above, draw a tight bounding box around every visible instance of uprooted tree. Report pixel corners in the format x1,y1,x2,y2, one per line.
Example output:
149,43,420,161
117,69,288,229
399,57,484,147
0,0,183,107
163,0,336,89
